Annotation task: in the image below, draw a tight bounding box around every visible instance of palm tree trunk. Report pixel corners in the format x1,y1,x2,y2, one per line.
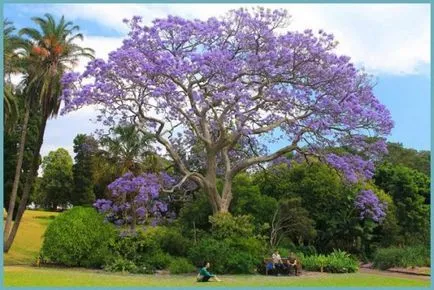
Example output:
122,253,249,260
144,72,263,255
4,118,46,253
4,105,30,246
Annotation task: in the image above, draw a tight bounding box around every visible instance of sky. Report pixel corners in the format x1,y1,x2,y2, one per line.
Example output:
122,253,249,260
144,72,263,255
3,3,431,160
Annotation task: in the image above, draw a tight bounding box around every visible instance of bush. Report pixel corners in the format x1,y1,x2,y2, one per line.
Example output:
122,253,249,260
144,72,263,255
169,257,196,274
157,227,189,257
40,206,116,268
300,250,358,273
209,213,255,239
107,227,178,272
145,251,172,270
373,246,430,270
325,250,359,273
188,237,230,273
188,236,265,274
104,257,145,274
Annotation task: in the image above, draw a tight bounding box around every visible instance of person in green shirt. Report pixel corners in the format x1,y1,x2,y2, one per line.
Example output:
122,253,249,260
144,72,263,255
196,262,222,282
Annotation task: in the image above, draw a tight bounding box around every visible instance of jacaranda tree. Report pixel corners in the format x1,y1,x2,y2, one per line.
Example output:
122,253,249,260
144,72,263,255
61,8,393,214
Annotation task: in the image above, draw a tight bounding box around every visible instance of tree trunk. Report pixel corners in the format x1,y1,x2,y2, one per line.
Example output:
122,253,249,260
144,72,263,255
4,106,30,244
4,118,46,253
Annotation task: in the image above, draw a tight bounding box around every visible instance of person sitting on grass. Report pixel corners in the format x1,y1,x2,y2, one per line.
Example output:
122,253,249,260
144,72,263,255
196,262,222,282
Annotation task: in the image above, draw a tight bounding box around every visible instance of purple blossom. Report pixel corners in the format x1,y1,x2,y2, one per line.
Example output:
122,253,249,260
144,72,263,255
63,8,393,211
354,190,387,223
94,172,173,229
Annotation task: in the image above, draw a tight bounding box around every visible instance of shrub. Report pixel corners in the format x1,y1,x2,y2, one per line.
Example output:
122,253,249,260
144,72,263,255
145,251,172,270
40,206,116,268
156,227,189,257
209,213,255,239
169,257,196,274
188,237,230,273
188,236,266,274
325,249,358,273
300,250,358,273
373,246,430,270
107,227,177,272
104,257,142,273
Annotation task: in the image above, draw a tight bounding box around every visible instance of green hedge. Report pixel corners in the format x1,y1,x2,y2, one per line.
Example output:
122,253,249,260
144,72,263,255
372,246,430,270
40,206,116,268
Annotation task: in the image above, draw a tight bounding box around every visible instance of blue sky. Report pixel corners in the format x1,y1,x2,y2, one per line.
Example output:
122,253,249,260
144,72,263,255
4,3,431,159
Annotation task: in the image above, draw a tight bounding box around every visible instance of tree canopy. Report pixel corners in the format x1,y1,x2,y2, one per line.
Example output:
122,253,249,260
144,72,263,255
61,8,393,214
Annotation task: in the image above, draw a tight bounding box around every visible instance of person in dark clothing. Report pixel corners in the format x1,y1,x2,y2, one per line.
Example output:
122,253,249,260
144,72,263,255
287,252,301,276
196,262,222,282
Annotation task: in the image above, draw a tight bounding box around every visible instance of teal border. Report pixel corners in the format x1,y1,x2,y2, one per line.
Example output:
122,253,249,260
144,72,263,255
1,1,432,290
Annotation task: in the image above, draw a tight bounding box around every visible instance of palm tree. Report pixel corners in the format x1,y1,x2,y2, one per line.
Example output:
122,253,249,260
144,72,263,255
4,14,94,252
3,19,24,132
99,124,157,175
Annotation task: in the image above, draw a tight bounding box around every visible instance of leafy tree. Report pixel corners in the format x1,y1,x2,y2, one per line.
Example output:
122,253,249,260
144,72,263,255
230,173,278,228
3,19,25,131
257,161,388,254
61,8,393,214
381,142,430,176
270,197,316,248
39,148,73,209
99,124,156,175
374,163,430,245
72,134,98,206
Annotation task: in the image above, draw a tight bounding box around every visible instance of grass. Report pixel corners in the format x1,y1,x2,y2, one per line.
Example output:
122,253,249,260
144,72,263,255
4,266,430,287
4,210,59,266
2,209,431,287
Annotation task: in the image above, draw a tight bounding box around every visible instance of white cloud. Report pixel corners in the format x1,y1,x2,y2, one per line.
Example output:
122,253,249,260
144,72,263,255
35,3,429,76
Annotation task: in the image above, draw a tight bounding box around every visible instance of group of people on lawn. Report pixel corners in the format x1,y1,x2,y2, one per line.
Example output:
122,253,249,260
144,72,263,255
196,250,300,282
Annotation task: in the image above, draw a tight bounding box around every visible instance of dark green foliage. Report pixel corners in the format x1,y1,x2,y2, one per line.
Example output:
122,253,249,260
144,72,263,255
72,134,97,206
230,173,278,228
4,98,42,218
168,257,196,274
270,197,316,247
179,191,213,235
382,142,430,176
372,246,430,270
41,207,116,268
158,227,189,257
106,226,189,273
188,214,266,274
374,163,430,244
187,236,265,274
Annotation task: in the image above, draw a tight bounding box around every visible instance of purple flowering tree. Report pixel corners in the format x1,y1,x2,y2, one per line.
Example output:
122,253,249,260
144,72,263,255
94,172,174,231
62,8,393,213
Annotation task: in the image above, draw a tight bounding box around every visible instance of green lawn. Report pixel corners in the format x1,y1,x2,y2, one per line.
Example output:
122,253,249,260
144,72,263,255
4,210,59,265
4,266,430,287
3,210,430,287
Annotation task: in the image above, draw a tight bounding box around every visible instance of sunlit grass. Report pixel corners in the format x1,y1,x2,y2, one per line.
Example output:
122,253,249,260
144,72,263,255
4,210,59,265
4,266,430,287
